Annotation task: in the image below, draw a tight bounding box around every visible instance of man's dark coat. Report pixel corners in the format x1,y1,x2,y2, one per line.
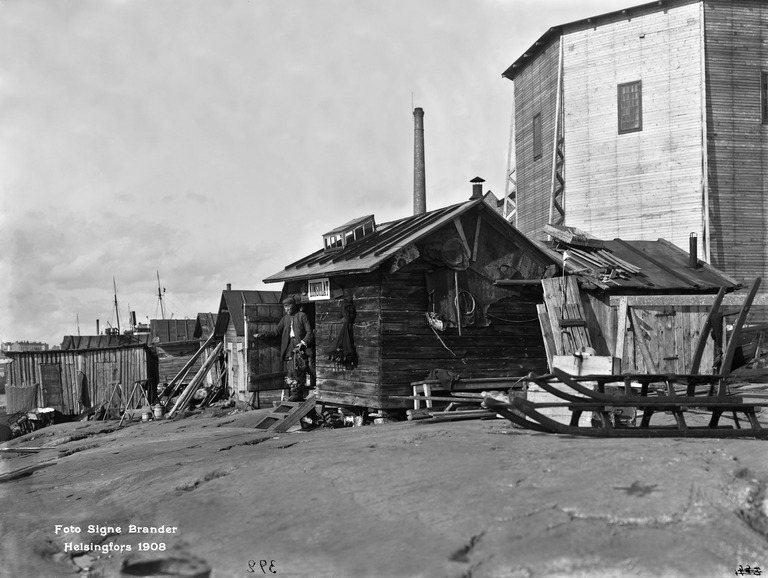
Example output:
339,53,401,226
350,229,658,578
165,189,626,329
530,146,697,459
262,311,314,360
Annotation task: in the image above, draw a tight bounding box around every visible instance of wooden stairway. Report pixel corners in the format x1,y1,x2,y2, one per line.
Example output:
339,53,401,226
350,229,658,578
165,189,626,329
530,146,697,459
252,394,316,433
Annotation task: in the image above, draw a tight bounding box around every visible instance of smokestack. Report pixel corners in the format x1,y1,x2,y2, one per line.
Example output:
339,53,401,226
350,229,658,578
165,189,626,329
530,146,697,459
96,319,100,335
689,232,700,269
470,176,485,200
413,107,426,215
226,283,232,291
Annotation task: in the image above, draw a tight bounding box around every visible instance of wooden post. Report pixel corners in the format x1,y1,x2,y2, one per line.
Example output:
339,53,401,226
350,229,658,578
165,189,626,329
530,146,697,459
455,270,462,337
719,278,761,394
615,297,628,361
548,36,564,229
689,286,725,374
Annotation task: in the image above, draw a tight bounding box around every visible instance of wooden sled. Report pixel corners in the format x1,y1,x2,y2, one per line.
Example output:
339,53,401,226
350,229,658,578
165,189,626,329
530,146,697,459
484,396,768,439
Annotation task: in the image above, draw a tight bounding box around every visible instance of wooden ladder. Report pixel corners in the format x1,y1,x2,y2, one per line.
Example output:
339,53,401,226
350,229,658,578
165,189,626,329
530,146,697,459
252,394,316,433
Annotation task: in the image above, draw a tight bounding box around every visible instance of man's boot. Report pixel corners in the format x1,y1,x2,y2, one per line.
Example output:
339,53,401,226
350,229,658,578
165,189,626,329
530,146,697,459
287,384,303,402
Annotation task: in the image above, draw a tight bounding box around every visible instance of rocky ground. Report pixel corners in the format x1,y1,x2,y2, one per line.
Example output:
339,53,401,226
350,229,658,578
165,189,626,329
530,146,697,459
1,404,767,578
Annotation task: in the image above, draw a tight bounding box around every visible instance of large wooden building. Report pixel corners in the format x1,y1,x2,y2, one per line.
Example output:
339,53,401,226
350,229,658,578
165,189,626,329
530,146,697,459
264,185,561,410
504,0,768,290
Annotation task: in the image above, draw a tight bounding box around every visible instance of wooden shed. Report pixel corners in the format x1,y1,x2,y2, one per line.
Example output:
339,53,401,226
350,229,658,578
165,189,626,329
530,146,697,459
151,318,207,385
5,343,158,416
503,0,768,292
263,190,562,410
213,288,283,402
539,225,743,375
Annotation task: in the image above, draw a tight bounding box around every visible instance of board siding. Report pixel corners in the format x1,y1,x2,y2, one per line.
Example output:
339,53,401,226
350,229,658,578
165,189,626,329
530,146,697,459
704,0,768,288
514,37,561,240
562,2,705,251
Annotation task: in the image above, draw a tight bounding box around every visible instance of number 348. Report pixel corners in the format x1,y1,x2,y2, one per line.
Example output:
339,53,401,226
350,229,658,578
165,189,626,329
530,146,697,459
248,560,276,574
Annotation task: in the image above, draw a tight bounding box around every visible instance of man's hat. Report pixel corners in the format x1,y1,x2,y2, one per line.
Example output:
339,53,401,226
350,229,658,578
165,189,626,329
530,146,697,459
282,296,296,306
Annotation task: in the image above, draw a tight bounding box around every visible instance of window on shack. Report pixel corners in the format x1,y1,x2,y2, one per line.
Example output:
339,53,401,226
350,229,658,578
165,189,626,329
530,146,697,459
762,71,768,124
618,81,642,134
533,113,542,160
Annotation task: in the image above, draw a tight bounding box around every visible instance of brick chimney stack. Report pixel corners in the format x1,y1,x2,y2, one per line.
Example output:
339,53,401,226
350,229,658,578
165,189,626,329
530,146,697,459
470,176,485,200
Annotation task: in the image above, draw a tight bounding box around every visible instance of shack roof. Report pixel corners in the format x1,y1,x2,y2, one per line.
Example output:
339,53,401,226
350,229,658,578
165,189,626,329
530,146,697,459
544,234,740,292
60,334,153,350
195,312,217,339
150,319,198,344
214,290,283,337
264,198,555,284
502,0,687,81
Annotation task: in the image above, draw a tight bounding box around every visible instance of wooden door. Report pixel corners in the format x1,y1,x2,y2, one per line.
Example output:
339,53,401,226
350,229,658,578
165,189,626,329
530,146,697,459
245,304,286,392
40,363,64,411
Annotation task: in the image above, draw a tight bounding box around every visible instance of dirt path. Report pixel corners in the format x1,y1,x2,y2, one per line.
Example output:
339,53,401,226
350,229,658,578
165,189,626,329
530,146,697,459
1,409,767,577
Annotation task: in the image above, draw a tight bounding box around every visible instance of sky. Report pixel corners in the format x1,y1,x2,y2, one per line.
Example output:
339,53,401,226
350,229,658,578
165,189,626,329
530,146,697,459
0,0,624,346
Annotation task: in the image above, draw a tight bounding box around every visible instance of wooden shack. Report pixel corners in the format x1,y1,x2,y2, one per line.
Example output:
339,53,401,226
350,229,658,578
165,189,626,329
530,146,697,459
504,0,768,292
5,343,158,416
151,318,207,385
214,288,283,402
263,189,561,410
539,225,743,375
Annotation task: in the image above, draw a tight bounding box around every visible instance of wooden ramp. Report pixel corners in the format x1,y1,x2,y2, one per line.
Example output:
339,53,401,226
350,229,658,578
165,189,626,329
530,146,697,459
252,394,316,433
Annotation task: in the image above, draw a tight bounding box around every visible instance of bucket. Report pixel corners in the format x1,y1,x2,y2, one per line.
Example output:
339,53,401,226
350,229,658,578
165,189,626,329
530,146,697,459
153,404,164,420
141,411,151,422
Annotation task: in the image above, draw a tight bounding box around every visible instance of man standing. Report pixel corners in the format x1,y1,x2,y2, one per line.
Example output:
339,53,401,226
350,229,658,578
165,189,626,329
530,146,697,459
254,296,314,401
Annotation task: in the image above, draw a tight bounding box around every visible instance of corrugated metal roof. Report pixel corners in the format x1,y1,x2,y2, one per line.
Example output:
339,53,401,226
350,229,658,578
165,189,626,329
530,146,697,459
215,290,283,336
546,237,740,292
264,199,501,284
149,319,197,344
59,334,153,350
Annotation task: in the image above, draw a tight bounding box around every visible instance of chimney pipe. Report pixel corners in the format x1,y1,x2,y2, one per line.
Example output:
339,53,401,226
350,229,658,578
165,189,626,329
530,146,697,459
96,319,100,335
226,283,232,291
413,107,426,215
689,233,700,269
470,176,485,200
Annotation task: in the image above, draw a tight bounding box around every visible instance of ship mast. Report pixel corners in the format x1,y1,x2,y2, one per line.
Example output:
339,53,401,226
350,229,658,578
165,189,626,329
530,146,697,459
113,277,121,334
157,271,166,320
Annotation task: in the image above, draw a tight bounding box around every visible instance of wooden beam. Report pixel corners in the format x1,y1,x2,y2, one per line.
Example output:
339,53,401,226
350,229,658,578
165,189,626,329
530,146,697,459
615,297,628,360
472,215,482,262
689,287,725,375
629,307,658,373
453,218,471,258
720,278,761,391
536,303,556,369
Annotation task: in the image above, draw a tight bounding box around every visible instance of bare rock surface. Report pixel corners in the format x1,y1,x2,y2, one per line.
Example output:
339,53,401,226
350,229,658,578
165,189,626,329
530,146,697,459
1,409,767,578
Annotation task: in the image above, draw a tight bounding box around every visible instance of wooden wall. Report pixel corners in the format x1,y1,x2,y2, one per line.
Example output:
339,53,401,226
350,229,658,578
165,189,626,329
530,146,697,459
6,346,157,415
314,272,382,408
704,0,768,287
379,270,548,406
514,36,561,240
155,341,205,385
561,1,705,251
589,295,716,374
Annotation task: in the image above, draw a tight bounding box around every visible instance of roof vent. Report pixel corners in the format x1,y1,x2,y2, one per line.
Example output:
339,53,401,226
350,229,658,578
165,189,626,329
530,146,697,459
323,215,376,251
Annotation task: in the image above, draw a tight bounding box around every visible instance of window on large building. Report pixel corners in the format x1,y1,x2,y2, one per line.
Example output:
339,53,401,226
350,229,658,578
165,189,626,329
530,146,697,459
762,71,768,124
533,113,542,160
618,81,642,134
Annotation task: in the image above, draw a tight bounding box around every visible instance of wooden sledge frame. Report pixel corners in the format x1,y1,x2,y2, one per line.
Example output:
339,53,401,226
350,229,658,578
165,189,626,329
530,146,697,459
482,368,768,438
